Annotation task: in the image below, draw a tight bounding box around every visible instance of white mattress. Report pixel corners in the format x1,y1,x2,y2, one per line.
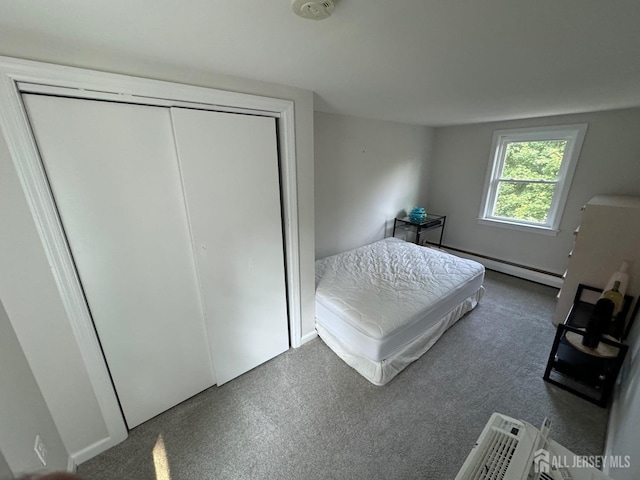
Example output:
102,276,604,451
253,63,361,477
315,238,484,362
316,288,483,386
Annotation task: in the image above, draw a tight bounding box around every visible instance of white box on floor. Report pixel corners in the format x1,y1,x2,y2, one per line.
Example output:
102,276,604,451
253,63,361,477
456,412,614,480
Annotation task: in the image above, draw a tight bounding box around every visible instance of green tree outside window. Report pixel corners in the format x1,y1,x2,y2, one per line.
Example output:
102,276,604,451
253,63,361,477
493,140,567,223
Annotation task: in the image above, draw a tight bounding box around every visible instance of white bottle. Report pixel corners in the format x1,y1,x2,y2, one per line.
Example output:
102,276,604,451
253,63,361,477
602,281,624,317
602,261,631,315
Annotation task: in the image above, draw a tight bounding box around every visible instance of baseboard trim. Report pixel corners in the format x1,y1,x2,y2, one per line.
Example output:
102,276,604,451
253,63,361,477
67,456,77,473
71,435,120,466
299,330,318,346
439,246,564,288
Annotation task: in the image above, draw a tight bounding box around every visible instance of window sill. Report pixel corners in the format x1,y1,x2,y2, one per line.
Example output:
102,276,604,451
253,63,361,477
477,218,559,236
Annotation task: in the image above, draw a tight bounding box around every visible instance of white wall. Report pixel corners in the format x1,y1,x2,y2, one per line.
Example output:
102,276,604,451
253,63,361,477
0,298,69,475
0,54,314,462
0,134,109,459
0,449,12,480
606,312,640,480
315,112,434,259
428,108,640,275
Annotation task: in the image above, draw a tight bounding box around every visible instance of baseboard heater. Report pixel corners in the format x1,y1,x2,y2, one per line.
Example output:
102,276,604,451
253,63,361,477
455,413,612,480
428,244,563,288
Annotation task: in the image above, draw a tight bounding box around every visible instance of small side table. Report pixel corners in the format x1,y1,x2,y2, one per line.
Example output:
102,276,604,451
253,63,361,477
543,284,635,407
392,214,446,247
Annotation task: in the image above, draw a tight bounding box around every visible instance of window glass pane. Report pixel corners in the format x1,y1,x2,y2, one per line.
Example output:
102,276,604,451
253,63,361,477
493,181,556,223
501,140,567,181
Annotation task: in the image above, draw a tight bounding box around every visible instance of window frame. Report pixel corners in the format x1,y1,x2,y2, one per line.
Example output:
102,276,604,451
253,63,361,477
478,123,588,235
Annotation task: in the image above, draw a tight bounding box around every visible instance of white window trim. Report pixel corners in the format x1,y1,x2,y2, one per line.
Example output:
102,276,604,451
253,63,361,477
478,123,588,235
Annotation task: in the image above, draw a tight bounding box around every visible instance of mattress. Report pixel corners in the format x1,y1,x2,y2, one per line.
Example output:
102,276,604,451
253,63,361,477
316,288,483,386
315,238,484,364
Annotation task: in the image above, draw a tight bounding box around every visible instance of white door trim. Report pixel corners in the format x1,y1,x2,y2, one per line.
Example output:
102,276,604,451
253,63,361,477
0,56,302,461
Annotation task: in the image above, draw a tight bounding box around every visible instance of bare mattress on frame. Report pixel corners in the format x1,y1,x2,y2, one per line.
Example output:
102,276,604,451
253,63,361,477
315,238,484,385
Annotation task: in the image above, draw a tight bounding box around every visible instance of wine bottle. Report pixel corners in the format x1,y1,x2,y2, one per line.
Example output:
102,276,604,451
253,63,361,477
601,280,624,317
603,261,630,299
582,298,614,348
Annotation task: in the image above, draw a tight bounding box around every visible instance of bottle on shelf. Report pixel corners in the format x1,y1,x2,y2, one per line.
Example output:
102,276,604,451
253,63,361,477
601,281,624,317
601,260,631,317
582,298,615,348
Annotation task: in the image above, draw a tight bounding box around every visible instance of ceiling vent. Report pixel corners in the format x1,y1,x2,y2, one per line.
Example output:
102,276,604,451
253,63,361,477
291,0,336,20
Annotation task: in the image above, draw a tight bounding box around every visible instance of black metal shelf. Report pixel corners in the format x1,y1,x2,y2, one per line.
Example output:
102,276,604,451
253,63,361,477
392,214,446,247
543,284,634,407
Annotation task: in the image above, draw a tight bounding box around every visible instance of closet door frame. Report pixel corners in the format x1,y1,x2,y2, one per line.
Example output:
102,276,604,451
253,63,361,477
0,56,302,460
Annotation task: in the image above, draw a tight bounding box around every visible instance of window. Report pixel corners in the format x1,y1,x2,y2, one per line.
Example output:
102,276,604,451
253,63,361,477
479,124,587,234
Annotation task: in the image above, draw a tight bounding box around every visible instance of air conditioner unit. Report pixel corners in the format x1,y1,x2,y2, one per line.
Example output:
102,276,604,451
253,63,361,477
455,413,613,480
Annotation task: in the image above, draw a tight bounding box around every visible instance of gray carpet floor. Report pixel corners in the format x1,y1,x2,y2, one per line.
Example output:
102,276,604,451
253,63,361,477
79,270,608,479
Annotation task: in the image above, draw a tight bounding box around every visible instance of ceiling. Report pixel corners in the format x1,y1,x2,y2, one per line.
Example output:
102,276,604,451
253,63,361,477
1,0,639,126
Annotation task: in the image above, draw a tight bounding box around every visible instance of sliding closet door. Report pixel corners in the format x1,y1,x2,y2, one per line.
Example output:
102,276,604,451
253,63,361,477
23,95,215,428
171,108,289,385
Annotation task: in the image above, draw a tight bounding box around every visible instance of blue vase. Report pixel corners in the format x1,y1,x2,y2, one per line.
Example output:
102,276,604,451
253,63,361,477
409,207,427,223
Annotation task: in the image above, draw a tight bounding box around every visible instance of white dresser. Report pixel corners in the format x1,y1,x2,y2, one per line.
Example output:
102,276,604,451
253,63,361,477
553,195,640,326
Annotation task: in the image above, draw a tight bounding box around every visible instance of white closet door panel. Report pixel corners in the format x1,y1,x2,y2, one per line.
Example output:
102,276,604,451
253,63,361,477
23,95,215,428
171,108,289,385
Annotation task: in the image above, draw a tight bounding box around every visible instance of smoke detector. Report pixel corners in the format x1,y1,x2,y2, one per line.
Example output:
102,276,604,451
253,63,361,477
291,0,336,20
